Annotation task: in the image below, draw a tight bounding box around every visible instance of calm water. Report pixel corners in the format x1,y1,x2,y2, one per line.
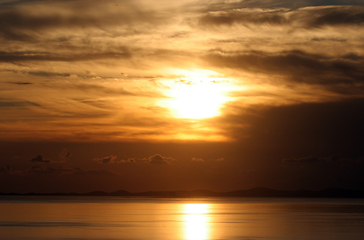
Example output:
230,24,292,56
0,197,364,240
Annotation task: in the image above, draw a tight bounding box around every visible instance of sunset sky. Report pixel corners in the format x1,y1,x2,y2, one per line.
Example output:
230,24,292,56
0,0,363,193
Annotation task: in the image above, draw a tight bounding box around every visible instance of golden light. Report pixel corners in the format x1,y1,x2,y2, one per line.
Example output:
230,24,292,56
161,69,232,119
183,204,210,240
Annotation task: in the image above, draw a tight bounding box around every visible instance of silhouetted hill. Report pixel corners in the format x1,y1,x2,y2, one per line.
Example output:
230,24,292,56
222,188,364,198
1,188,363,198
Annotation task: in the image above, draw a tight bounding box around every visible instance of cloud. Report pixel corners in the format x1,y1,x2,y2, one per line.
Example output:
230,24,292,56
30,155,50,163
194,0,364,11
59,148,71,161
28,165,73,174
0,165,24,175
191,157,204,162
0,101,40,107
0,0,168,41
27,71,71,77
209,158,225,162
0,165,11,174
27,165,116,175
191,157,224,162
8,82,32,85
89,154,138,164
198,8,288,27
282,155,360,163
94,155,117,164
282,156,324,163
296,6,364,28
73,167,117,175
148,154,175,164
0,50,131,62
197,6,364,28
65,83,139,96
204,50,364,89
117,158,136,163
219,98,364,157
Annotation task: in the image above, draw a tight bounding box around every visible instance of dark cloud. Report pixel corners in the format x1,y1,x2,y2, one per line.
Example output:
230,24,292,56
27,165,116,175
148,154,175,164
30,155,50,163
73,167,116,176
28,165,73,174
220,98,364,158
0,50,131,62
0,165,11,173
311,37,346,42
282,156,324,163
59,148,71,161
198,6,364,28
204,50,364,89
278,154,364,190
300,6,364,27
0,0,167,41
283,155,361,163
199,9,287,26
94,155,117,164
0,101,40,107
8,82,32,85
28,71,70,77
199,0,364,11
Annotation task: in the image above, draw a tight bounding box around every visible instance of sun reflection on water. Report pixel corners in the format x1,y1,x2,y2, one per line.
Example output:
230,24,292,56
183,204,210,240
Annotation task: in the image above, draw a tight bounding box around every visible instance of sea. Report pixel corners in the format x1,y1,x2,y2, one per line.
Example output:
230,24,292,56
0,196,364,240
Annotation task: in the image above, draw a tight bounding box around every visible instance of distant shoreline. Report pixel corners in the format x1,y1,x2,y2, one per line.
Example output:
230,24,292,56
1,187,364,198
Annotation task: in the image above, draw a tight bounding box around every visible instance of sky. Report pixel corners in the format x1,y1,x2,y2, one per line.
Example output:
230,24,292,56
0,0,363,193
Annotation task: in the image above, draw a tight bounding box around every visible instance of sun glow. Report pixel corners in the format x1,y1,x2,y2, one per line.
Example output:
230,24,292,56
162,70,232,119
183,204,210,240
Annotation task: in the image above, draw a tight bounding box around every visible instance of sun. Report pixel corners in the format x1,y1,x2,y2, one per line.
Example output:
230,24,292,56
168,81,227,119
162,70,231,119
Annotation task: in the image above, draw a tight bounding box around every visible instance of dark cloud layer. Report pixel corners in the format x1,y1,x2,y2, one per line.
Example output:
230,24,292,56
28,165,73,174
0,0,166,41
27,165,116,175
205,50,364,89
0,50,131,62
0,101,40,107
199,6,364,28
28,71,71,77
201,0,364,11
283,156,325,163
223,99,364,159
282,155,344,163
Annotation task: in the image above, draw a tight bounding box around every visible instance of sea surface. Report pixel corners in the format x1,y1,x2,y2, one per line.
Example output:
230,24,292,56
0,196,364,240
